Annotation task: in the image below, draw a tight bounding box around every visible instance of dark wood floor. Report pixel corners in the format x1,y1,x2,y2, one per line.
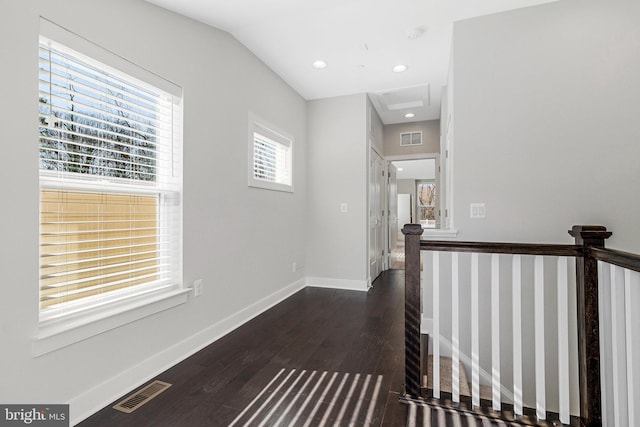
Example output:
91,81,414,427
80,270,410,426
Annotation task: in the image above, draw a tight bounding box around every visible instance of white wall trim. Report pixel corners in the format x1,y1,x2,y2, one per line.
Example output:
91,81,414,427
385,152,440,162
68,278,307,425
306,277,369,292
421,315,515,403
33,288,190,357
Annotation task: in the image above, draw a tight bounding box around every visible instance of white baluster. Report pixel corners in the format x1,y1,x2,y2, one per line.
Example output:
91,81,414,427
452,252,460,403
610,264,628,426
471,252,480,407
626,269,640,427
598,261,610,426
491,254,501,411
534,256,546,420
557,257,570,424
512,255,523,416
432,251,440,399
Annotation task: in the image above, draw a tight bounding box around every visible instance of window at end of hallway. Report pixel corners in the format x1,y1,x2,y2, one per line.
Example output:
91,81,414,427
417,180,437,228
248,115,293,193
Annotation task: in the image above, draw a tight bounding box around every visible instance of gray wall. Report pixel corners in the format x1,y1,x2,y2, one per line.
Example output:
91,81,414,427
306,94,368,288
452,0,640,251
397,179,415,195
383,120,440,157
0,0,307,423
427,0,640,415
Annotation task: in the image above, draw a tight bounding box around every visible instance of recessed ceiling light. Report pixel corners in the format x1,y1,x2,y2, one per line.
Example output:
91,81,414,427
393,64,408,73
404,113,415,118
397,168,404,172
312,60,328,69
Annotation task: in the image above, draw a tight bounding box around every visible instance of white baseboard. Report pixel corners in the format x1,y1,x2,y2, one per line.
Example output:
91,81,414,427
306,276,369,292
421,315,515,403
69,278,307,425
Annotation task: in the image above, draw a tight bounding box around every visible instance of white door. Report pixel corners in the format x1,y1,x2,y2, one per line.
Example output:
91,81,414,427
369,148,384,282
387,162,398,266
397,194,412,240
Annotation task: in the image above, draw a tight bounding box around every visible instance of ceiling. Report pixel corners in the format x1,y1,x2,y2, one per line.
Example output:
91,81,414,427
144,0,559,124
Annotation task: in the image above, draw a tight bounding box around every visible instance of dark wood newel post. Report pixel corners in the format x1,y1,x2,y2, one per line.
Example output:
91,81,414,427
569,225,612,427
402,224,423,397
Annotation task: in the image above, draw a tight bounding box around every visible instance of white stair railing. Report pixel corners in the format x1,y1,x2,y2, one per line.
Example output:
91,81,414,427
422,250,577,423
403,224,640,427
597,261,640,427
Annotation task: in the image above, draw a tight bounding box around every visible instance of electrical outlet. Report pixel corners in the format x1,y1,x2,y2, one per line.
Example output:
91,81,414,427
292,262,297,272
193,279,203,297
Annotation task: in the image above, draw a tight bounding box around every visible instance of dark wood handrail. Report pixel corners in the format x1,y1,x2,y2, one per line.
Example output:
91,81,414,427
589,246,640,273
420,240,583,257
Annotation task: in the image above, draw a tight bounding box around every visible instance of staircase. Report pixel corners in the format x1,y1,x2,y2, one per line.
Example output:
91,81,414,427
420,334,491,401
404,335,550,426
424,355,491,401
399,225,639,426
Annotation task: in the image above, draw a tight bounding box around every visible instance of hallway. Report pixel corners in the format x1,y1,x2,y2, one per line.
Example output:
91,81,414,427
390,239,405,270
79,271,405,426
80,271,521,426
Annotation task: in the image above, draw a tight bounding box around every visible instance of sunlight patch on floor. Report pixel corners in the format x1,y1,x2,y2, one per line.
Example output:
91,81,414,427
228,368,384,427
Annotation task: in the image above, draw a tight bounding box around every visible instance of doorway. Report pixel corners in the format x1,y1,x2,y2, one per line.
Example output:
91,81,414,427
388,157,439,269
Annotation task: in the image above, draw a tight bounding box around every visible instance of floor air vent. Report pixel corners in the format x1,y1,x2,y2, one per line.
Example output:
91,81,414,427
113,380,172,413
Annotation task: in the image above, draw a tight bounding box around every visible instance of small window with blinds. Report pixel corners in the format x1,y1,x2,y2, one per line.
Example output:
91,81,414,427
248,116,293,192
38,34,183,322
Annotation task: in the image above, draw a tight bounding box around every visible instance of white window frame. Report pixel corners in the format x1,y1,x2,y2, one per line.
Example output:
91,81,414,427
248,113,294,193
34,19,186,356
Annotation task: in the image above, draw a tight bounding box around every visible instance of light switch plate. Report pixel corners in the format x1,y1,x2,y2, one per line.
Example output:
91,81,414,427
470,203,486,219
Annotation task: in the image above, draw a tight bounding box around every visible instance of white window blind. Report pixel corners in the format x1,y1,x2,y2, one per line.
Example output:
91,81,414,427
248,118,293,192
38,35,182,321
253,133,291,185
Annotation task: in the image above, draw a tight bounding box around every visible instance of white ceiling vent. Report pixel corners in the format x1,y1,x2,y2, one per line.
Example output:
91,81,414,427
400,131,422,146
368,84,432,124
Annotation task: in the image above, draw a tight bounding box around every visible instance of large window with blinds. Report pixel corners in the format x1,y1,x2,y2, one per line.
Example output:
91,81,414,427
38,34,182,322
248,116,293,192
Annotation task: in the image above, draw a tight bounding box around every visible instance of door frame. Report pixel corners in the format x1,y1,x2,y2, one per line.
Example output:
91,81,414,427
384,153,440,269
387,162,398,270
368,145,385,285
